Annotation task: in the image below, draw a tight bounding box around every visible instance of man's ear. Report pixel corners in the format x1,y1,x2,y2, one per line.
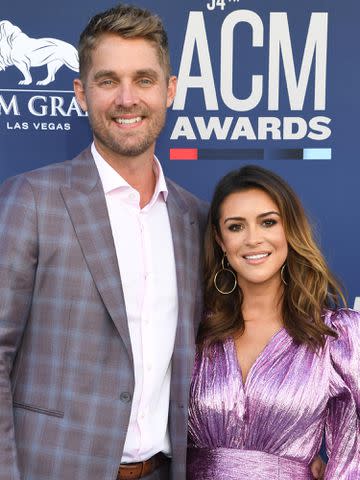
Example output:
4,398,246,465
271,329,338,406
73,78,88,112
166,75,177,108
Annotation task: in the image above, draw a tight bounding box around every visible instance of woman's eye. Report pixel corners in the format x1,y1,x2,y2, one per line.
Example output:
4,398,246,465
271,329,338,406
228,223,243,232
262,219,277,227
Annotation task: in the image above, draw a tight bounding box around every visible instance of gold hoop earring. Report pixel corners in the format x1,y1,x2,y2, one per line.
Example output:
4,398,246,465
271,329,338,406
214,253,237,295
280,264,288,286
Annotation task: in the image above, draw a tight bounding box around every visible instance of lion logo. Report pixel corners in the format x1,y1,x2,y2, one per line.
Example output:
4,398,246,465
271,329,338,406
0,20,79,86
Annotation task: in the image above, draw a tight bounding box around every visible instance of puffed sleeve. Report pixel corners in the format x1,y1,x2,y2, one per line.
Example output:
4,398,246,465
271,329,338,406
324,309,360,479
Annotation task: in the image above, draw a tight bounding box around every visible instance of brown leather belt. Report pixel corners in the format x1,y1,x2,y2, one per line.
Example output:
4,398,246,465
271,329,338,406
117,452,170,480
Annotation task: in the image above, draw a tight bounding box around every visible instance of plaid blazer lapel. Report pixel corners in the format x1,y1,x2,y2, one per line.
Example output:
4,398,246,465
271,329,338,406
60,148,133,362
166,182,199,401
166,181,205,479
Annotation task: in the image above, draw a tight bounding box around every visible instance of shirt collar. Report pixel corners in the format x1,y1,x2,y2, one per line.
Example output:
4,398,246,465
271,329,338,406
91,142,168,202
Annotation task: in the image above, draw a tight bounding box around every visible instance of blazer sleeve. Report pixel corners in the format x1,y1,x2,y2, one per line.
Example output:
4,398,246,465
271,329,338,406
0,175,38,480
324,309,360,478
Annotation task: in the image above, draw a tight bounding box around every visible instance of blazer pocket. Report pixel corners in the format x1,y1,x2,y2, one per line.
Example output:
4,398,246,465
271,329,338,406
11,301,72,415
13,401,64,418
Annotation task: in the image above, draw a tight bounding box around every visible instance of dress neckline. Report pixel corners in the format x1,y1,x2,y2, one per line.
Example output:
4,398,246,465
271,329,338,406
228,327,286,388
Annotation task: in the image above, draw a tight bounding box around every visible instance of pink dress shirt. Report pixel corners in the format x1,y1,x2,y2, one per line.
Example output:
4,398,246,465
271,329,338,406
92,144,178,462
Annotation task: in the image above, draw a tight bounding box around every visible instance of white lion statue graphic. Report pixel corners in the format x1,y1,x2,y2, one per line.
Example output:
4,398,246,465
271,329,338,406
0,20,79,85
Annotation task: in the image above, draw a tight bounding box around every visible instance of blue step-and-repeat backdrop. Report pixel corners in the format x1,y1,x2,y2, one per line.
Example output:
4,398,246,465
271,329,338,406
0,0,359,308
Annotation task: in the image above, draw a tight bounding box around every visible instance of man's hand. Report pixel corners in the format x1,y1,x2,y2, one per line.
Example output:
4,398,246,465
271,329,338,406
310,455,326,479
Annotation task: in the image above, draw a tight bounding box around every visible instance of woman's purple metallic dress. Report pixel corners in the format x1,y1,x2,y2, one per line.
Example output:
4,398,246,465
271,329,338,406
187,309,360,479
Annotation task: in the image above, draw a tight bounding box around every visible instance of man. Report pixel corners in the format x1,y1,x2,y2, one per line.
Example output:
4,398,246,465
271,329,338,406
0,4,207,480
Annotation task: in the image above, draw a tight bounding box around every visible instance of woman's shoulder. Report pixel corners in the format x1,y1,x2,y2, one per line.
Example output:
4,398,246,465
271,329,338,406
323,308,360,336
196,337,233,362
324,308,360,405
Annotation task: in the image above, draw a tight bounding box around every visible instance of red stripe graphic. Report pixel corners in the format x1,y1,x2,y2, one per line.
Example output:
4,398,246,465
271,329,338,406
170,148,198,160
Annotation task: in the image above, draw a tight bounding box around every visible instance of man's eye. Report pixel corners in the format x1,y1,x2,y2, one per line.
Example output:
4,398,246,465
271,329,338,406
100,79,114,86
139,78,153,86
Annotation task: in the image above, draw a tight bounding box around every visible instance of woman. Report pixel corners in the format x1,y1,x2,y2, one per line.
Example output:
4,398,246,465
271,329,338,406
187,165,359,479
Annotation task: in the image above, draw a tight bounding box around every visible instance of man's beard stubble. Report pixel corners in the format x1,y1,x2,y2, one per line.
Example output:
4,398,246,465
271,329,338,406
88,107,167,158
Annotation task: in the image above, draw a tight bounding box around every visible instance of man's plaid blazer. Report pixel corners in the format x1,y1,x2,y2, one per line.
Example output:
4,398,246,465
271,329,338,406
0,147,208,480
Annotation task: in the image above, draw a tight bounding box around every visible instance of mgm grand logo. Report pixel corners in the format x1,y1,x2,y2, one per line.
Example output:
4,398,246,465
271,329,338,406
0,20,85,131
0,20,78,85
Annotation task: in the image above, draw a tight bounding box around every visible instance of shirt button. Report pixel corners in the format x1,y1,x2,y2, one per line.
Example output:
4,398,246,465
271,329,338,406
119,392,132,403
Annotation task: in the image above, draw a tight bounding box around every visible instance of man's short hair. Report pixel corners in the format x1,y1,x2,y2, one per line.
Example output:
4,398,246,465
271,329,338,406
78,3,171,80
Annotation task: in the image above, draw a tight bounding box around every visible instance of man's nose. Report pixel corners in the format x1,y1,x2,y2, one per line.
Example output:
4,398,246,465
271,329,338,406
114,82,139,108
